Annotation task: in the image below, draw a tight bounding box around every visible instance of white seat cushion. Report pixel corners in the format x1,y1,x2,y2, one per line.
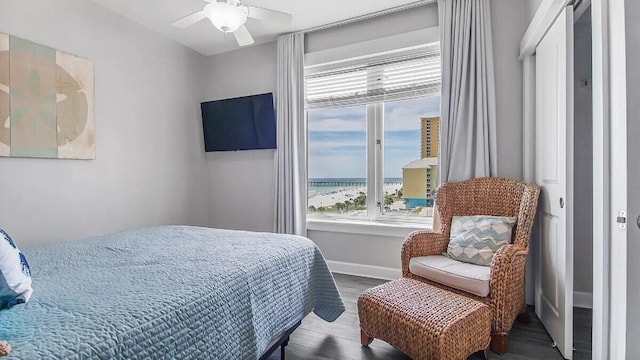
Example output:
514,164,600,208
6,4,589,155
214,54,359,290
409,255,491,297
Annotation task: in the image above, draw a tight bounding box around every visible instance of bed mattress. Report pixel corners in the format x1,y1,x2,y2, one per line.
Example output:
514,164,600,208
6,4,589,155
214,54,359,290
0,226,345,359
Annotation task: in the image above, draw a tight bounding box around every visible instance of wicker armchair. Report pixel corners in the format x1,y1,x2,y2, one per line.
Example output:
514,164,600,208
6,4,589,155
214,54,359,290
401,177,540,354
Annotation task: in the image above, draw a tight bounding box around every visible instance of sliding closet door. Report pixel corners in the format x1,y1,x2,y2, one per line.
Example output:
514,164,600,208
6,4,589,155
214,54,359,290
625,1,638,359
535,6,574,360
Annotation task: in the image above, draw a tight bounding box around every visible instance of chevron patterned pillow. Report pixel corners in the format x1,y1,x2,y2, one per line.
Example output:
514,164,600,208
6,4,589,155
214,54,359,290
445,216,517,266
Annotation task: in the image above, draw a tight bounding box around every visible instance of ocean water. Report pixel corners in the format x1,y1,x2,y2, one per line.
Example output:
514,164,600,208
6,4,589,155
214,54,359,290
308,178,402,197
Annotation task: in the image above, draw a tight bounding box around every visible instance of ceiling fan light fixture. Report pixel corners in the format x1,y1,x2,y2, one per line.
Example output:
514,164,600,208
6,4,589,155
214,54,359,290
204,2,248,33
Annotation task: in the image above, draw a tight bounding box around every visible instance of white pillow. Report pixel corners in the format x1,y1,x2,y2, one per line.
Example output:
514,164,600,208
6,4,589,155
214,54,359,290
446,215,517,266
0,229,32,309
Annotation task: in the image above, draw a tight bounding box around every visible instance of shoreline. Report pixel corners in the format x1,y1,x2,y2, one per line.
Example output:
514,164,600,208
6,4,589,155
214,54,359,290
307,183,403,208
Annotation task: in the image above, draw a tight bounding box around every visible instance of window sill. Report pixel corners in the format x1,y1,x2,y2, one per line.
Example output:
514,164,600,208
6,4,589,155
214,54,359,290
307,217,432,238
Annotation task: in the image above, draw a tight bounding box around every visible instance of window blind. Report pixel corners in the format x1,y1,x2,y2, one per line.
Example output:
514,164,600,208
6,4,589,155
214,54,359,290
305,43,441,109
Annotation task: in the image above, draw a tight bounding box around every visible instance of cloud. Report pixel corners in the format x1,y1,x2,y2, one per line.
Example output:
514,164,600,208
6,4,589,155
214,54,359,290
308,105,365,119
309,117,366,132
384,130,420,145
384,96,440,131
310,146,366,156
309,153,366,178
307,96,439,178
307,96,440,133
308,105,366,132
308,130,420,153
309,131,365,140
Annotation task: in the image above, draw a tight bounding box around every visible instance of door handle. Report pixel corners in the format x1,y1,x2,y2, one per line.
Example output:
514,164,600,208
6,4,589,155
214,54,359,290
559,197,564,208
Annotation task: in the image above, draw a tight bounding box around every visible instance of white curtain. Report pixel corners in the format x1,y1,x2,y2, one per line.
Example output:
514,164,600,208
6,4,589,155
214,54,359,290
438,0,497,183
275,32,306,236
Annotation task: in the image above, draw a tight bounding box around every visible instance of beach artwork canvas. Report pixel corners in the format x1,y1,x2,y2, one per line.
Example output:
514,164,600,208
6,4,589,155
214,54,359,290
0,33,95,159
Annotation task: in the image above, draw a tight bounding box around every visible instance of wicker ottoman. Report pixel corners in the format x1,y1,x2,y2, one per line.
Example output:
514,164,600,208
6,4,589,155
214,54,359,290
358,278,491,360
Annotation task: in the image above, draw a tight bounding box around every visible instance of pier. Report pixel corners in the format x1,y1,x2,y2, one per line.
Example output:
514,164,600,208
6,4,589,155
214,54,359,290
308,179,402,187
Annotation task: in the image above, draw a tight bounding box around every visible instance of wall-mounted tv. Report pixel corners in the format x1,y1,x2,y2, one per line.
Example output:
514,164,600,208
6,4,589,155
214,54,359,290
201,93,277,152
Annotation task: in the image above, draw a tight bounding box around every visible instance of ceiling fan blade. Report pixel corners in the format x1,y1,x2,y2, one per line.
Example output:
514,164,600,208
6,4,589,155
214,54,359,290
246,6,292,26
233,25,255,46
171,10,207,28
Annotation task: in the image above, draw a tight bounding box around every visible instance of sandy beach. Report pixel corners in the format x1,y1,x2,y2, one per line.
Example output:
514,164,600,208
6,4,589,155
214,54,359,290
307,183,403,208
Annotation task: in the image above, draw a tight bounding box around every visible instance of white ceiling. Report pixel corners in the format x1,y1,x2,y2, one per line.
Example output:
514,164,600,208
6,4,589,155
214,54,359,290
90,0,423,56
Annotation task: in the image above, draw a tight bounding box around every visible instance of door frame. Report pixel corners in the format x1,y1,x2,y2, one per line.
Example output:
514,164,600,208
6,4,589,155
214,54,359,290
596,0,627,358
520,0,628,358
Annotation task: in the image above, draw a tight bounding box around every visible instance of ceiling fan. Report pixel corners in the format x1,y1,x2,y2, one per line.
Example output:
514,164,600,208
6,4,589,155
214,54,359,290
171,0,293,47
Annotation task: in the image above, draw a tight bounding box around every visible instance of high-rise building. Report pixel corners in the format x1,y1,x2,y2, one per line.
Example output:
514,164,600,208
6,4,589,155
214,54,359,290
421,116,439,158
421,117,439,198
402,117,439,208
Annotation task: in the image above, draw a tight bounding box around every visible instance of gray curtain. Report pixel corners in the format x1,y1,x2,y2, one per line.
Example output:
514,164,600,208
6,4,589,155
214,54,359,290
275,32,306,236
438,0,497,183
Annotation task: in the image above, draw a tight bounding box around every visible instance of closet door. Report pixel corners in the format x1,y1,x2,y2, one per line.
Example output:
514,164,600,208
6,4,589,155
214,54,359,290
535,6,574,360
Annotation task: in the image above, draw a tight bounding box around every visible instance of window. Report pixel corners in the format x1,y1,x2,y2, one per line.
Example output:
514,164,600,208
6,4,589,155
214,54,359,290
308,105,368,217
306,43,441,224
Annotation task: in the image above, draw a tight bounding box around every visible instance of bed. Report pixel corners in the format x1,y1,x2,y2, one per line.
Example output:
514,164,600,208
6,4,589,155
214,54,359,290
0,226,345,359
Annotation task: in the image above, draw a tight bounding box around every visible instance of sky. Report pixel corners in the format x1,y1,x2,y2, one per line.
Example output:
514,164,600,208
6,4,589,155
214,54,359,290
308,96,440,179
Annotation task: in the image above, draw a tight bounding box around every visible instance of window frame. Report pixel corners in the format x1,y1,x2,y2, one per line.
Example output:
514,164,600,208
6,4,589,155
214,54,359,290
304,28,440,233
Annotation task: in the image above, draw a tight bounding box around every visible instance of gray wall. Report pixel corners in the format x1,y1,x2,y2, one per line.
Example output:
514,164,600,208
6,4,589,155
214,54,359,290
626,0,640,356
492,0,527,180
0,0,209,245
525,0,544,25
305,5,438,53
201,42,278,232
203,0,528,270
573,11,593,295
0,0,531,271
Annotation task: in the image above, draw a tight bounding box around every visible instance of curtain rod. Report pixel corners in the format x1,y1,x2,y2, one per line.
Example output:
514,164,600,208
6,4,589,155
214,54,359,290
296,0,437,35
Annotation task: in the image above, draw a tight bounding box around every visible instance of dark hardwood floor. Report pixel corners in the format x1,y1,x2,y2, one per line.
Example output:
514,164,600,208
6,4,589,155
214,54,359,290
269,273,592,360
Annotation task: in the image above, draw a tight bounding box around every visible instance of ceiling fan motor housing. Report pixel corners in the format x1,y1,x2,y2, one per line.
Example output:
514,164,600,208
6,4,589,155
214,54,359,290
204,0,248,33
172,0,291,48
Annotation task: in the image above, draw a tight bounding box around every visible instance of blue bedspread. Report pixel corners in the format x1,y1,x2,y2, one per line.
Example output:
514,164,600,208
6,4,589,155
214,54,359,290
0,226,345,359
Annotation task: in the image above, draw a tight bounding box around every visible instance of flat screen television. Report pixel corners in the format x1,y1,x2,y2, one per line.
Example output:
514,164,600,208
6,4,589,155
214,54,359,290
201,93,276,152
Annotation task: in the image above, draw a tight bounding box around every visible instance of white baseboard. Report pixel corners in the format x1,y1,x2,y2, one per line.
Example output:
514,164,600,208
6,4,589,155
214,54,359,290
574,291,593,309
326,260,401,281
